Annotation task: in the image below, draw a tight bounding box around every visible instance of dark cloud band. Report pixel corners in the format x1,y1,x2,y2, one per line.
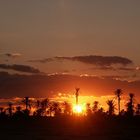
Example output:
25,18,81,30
0,64,41,74
55,55,133,66
29,55,133,66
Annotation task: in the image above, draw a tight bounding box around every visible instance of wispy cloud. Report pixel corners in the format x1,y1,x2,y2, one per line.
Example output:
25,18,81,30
4,53,22,58
91,66,140,71
0,64,41,74
28,58,53,63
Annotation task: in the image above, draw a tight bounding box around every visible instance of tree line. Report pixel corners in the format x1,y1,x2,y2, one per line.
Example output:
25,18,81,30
0,89,140,120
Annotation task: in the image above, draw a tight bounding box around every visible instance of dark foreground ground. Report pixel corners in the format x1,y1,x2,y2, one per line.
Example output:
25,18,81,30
0,116,140,140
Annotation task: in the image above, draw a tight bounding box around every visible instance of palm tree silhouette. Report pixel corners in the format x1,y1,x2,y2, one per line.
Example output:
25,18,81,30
75,88,80,105
107,100,115,116
63,102,72,115
14,106,24,118
23,97,31,110
0,107,3,114
0,107,4,116
0,107,6,119
41,98,49,110
22,97,31,117
92,101,99,113
115,89,123,115
7,102,13,117
86,103,92,115
126,93,135,116
36,100,40,109
136,104,140,115
52,102,61,117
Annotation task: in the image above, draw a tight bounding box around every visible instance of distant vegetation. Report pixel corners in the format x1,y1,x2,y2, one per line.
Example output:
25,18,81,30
0,89,140,120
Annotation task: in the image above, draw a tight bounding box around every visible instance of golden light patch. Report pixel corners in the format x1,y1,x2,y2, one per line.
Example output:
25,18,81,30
73,104,83,113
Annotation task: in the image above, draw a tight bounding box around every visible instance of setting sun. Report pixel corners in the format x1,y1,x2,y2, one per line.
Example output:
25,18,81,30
73,105,83,113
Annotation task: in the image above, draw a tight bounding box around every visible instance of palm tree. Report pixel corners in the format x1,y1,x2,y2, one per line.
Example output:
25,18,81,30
52,102,61,117
92,101,99,113
8,102,13,117
41,98,49,110
41,98,49,116
75,88,80,105
136,104,140,115
107,100,115,116
126,93,135,116
23,96,30,110
129,93,134,101
86,103,92,115
115,89,123,115
0,107,6,119
63,102,72,115
22,97,31,117
16,106,22,112
0,107,4,116
0,107,4,114
14,106,23,118
36,100,40,109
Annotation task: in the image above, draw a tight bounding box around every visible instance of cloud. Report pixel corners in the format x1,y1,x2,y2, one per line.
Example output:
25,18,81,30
29,55,133,66
91,66,116,71
55,55,133,66
118,67,135,71
93,66,138,71
0,64,41,74
28,58,53,63
4,53,22,58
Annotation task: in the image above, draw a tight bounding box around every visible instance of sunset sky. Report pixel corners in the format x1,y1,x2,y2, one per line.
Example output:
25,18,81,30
0,0,140,99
